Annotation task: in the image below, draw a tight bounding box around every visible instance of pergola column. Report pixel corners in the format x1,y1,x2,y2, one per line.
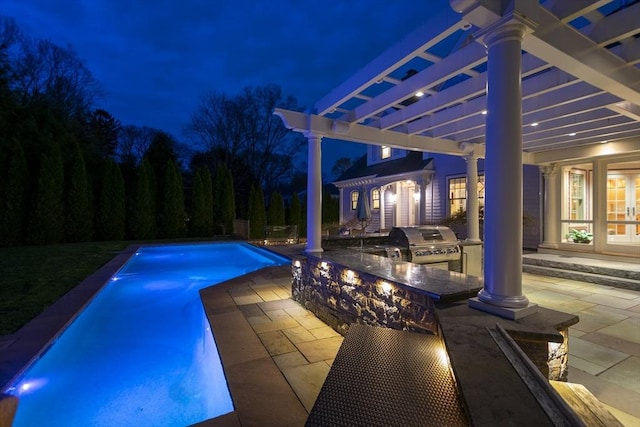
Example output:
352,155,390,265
464,154,481,242
470,22,536,318
305,132,323,255
540,165,559,248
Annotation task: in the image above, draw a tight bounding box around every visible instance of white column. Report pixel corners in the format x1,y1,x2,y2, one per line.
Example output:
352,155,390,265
475,23,531,311
379,186,386,231
464,154,481,242
540,165,559,248
305,132,323,255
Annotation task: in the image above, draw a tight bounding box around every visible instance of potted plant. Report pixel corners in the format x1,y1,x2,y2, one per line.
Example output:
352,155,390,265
566,229,593,243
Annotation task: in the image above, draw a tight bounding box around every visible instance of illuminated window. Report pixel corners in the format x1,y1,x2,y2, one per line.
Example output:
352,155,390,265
448,176,485,216
381,146,391,159
561,163,593,243
351,191,358,210
371,188,380,209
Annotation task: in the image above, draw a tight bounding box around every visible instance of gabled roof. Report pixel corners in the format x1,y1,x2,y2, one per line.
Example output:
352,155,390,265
334,151,433,184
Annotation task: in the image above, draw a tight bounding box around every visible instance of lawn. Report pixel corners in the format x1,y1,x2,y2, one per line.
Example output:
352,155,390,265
0,241,128,334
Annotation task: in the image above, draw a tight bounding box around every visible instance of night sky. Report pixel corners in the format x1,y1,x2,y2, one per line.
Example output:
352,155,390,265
3,0,447,174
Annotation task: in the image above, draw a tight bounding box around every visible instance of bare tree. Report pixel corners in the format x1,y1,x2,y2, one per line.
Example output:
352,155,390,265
116,125,156,166
7,26,100,116
187,84,304,192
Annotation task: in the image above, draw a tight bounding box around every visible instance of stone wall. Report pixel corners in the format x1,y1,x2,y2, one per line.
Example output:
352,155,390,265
292,256,439,336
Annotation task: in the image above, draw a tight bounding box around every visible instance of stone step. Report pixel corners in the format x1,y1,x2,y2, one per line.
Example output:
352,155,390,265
522,255,640,281
522,264,640,291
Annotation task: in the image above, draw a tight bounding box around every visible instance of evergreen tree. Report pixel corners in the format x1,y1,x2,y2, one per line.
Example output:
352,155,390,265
248,184,266,240
0,140,28,246
290,192,302,238
190,168,207,236
268,191,285,226
214,164,235,235
159,159,186,238
201,167,213,235
27,143,64,244
95,160,126,240
64,143,92,242
130,159,155,240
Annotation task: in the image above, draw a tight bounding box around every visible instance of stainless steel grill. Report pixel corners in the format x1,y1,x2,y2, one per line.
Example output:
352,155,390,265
387,226,461,264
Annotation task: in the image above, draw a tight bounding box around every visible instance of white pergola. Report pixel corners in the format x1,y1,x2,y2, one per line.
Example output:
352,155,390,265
275,0,640,319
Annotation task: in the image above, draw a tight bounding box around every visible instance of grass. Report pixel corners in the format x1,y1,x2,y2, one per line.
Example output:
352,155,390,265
0,241,128,334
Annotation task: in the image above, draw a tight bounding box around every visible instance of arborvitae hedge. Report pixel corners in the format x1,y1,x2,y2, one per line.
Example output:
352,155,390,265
190,167,211,237
95,160,126,241
65,143,92,242
290,192,302,237
268,190,285,226
130,159,155,240
28,143,65,244
160,159,186,238
1,140,28,246
214,164,235,235
248,184,266,239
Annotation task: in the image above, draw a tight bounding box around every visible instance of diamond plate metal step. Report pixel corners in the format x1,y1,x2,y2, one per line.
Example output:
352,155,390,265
305,324,468,427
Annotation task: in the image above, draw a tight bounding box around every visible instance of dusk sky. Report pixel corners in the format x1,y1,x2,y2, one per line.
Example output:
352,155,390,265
3,0,447,174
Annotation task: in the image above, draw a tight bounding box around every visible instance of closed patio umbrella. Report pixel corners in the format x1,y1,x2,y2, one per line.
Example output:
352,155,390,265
356,186,371,249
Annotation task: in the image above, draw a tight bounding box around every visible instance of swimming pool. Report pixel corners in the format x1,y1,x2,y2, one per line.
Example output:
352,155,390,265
5,242,288,426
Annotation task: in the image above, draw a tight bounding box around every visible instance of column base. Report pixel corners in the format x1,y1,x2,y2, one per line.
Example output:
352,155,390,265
305,247,324,256
469,297,538,320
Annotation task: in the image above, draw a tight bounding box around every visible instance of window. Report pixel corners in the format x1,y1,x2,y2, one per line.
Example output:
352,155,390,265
371,188,380,209
351,190,359,210
381,146,391,159
561,163,593,243
448,176,485,216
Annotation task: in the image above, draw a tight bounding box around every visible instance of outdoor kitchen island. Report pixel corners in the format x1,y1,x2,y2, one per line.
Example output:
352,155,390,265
291,249,603,426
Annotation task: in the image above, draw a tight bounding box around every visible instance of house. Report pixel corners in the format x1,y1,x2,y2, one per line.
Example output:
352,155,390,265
332,147,542,249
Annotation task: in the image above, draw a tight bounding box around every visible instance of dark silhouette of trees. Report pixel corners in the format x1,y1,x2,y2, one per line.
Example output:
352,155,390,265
248,184,266,240
28,143,64,244
213,164,235,235
331,157,353,180
188,84,305,194
86,108,121,159
64,143,92,242
130,159,156,240
268,191,285,226
290,192,302,237
190,167,213,237
0,140,28,245
159,159,186,238
95,160,126,241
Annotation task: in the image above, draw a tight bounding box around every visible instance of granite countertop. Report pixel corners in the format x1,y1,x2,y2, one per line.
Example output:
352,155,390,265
311,249,483,303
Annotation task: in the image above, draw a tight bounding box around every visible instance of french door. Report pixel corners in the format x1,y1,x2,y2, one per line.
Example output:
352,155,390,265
606,163,640,245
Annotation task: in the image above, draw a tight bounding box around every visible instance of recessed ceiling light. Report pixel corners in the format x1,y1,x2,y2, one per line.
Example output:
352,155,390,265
601,140,608,144
530,122,539,127
568,132,576,136
415,91,424,97
481,110,487,115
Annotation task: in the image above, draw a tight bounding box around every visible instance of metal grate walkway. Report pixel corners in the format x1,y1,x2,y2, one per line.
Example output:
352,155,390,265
306,324,468,427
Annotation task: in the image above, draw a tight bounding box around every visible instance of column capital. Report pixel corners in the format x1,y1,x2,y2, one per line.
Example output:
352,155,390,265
303,131,323,141
483,22,526,48
540,164,558,177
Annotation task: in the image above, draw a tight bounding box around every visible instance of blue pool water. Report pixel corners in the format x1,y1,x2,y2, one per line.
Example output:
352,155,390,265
5,242,287,427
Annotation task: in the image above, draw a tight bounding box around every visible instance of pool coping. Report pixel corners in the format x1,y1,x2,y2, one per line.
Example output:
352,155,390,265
0,244,141,391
